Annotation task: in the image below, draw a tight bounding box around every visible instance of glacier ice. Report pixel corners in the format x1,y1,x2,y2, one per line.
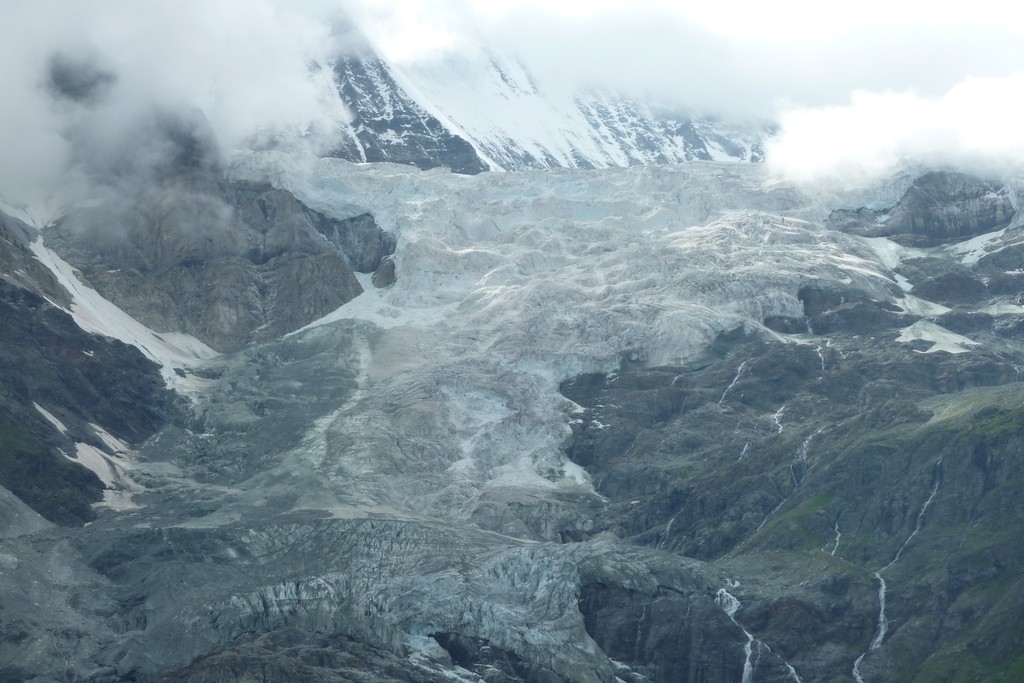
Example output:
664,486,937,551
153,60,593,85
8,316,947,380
226,153,915,534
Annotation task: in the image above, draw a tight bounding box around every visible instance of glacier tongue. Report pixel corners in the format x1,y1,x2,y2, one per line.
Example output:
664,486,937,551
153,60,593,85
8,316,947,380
230,154,906,533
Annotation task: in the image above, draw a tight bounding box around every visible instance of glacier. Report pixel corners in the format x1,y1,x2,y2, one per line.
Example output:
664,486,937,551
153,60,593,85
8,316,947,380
6,152,1024,681
223,153,915,529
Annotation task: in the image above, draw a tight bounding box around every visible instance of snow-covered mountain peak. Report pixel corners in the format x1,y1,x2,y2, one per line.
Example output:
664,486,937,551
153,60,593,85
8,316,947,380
327,19,770,173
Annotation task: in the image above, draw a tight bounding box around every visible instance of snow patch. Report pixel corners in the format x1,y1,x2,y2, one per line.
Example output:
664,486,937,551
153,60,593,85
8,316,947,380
90,423,132,457
62,442,143,510
33,403,67,434
860,237,927,270
29,239,218,394
948,228,1007,265
896,321,979,354
984,302,1024,315
896,295,950,317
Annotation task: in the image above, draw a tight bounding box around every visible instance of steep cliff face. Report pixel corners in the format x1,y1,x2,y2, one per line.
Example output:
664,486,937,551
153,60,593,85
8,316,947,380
331,53,490,174
561,333,1024,681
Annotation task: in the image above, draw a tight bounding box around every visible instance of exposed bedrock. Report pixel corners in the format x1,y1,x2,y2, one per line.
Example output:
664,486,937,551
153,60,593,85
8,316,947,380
47,180,395,352
828,171,1015,246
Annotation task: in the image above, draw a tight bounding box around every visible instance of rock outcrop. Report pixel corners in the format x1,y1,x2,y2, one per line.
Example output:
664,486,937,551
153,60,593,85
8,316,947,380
47,179,394,352
0,276,171,525
828,171,1015,246
331,53,490,175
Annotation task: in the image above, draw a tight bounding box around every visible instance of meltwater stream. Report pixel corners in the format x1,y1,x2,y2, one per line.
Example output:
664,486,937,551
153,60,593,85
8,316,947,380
852,460,943,682
716,588,756,683
715,588,804,683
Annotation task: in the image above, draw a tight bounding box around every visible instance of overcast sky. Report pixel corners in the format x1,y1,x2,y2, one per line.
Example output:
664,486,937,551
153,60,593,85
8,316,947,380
2,0,1023,218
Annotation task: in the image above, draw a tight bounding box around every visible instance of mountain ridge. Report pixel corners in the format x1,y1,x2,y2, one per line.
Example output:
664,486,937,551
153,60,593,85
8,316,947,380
326,27,769,174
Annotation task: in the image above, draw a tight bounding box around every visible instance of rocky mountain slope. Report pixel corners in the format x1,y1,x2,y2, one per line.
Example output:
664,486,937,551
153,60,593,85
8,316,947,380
2,158,1024,683
42,123,396,354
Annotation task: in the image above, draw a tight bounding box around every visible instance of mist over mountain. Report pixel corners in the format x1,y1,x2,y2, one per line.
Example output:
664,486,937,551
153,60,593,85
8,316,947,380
2,3,1024,683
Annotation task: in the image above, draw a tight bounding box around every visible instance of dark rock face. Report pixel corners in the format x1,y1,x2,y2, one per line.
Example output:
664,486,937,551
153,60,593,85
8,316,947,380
47,179,394,352
810,299,913,335
372,255,397,288
433,633,556,682
0,277,171,525
886,172,1015,244
0,211,71,306
307,210,396,273
579,584,748,682
828,171,1015,246
157,630,458,683
798,283,847,317
558,319,1024,681
794,283,914,335
331,54,489,175
913,271,988,306
936,310,995,334
976,242,1024,271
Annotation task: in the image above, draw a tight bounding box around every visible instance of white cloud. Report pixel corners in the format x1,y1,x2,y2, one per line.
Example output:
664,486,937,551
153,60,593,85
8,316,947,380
767,75,1024,180
0,0,348,221
2,0,1023,212
363,0,1024,177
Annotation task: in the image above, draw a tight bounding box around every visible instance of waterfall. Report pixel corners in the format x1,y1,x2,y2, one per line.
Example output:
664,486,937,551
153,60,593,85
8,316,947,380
715,587,741,618
771,405,786,433
658,513,679,550
884,459,943,571
852,572,887,683
716,588,754,682
719,361,749,406
797,427,824,463
634,599,650,662
867,573,889,652
738,442,750,461
852,460,942,681
716,587,803,683
755,498,787,533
